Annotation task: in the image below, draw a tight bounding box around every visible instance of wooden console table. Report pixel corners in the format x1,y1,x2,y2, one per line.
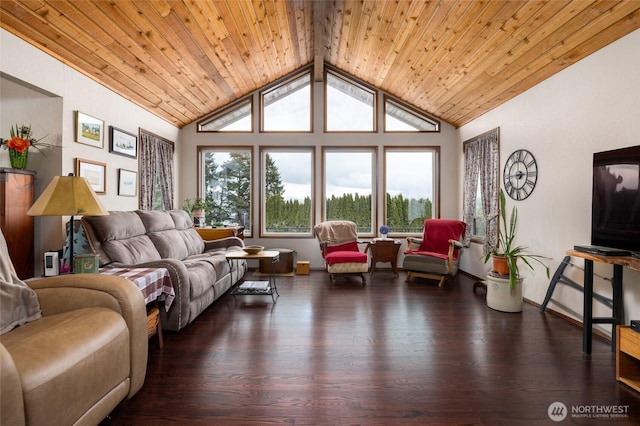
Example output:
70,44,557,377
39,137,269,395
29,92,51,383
563,250,640,354
195,226,244,240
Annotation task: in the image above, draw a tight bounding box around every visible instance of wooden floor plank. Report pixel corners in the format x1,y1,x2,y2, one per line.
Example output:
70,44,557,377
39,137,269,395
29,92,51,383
108,271,640,424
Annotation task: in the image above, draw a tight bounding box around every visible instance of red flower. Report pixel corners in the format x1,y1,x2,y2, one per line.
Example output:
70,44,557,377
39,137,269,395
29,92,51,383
6,137,31,153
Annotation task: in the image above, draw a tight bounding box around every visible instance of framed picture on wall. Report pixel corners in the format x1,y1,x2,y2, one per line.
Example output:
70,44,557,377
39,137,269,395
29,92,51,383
76,158,106,194
109,126,138,158
118,168,137,197
75,111,105,148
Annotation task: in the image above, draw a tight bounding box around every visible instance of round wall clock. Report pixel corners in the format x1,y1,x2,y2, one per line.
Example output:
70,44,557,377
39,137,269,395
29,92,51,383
503,149,538,200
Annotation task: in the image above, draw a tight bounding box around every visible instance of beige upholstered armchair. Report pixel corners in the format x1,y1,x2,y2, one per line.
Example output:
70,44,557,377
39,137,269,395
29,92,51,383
0,230,148,426
403,219,467,287
313,220,368,284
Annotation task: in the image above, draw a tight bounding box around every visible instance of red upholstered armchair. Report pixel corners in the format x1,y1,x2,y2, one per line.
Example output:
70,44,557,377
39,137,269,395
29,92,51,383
403,219,467,287
313,221,368,284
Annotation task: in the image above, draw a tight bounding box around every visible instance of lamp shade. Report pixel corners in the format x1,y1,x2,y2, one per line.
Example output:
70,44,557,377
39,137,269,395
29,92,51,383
26,175,108,217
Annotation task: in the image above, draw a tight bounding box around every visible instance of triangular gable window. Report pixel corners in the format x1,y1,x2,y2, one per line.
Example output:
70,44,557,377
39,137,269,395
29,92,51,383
198,98,253,132
384,96,439,132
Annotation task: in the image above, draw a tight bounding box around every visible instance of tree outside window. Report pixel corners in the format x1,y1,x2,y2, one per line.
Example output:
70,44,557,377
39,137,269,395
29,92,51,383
201,148,252,234
261,149,314,235
323,149,374,233
385,149,437,233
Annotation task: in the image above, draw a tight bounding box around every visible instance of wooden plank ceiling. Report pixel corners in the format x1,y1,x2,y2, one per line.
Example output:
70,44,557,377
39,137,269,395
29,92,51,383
1,1,639,129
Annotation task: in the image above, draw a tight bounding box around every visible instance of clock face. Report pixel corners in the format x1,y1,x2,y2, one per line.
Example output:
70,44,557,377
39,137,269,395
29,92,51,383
503,149,538,200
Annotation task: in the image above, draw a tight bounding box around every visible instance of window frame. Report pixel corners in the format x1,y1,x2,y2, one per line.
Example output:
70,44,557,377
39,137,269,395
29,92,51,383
324,67,378,133
197,146,254,237
259,68,313,133
259,146,316,237
383,95,440,133
196,96,254,133
383,146,440,236
322,146,377,236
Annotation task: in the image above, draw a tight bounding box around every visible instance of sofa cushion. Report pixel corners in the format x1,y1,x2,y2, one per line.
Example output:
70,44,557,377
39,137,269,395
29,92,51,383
182,257,217,299
0,307,129,426
103,235,162,265
180,229,205,256
84,211,162,265
148,229,190,260
169,210,205,256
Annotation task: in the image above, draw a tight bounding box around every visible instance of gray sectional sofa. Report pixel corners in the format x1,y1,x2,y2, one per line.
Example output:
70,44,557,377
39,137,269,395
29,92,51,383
81,209,246,331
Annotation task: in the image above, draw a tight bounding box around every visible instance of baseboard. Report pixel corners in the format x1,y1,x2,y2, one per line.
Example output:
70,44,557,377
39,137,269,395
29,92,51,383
525,298,612,343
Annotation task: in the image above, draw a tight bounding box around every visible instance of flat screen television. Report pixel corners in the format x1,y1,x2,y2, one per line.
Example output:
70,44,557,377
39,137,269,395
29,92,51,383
591,145,640,253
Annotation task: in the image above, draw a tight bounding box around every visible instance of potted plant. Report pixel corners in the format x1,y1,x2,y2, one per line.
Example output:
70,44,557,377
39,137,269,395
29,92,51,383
181,197,212,226
483,189,549,311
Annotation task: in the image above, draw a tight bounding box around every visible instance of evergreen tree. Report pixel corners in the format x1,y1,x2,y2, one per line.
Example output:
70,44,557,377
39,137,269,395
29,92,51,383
265,154,284,198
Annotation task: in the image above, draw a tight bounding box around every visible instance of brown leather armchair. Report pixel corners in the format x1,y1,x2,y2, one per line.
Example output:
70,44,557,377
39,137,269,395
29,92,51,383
1,273,148,426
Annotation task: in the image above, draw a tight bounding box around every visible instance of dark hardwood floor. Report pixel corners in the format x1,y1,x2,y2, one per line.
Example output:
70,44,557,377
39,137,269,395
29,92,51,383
109,270,640,425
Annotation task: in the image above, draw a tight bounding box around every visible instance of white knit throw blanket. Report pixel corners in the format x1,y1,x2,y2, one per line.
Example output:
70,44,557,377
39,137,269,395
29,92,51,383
0,231,41,334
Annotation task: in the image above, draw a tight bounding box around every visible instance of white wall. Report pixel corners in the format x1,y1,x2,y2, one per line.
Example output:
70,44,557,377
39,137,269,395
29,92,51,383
458,29,640,335
1,29,180,275
179,82,461,269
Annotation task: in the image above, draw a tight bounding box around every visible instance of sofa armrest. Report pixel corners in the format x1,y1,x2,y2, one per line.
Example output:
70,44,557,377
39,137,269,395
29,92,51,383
406,237,423,252
1,344,25,426
107,259,191,332
27,274,148,398
203,236,244,251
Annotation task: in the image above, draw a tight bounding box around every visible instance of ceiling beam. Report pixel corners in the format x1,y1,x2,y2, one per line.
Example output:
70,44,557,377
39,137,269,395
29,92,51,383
313,0,324,82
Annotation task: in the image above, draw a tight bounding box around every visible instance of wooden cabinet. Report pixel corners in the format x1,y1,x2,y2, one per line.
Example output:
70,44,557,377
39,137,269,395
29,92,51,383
616,325,640,393
0,168,35,279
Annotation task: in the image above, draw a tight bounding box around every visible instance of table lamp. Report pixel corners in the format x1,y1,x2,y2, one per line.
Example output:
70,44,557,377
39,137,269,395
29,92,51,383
26,173,108,272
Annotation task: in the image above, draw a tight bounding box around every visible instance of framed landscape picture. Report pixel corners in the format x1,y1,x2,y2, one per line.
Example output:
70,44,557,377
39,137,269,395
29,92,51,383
75,111,104,148
118,168,137,197
109,126,138,158
76,158,106,194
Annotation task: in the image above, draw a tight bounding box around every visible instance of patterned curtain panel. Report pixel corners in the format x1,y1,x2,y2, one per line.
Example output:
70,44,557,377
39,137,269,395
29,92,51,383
139,131,175,210
463,128,499,254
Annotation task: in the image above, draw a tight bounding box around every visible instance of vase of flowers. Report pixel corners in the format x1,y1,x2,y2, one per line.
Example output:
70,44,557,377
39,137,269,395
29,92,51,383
379,224,389,239
1,124,50,170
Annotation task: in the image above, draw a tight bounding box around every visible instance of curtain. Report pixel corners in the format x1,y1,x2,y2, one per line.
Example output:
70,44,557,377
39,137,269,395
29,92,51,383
139,131,175,210
463,128,500,254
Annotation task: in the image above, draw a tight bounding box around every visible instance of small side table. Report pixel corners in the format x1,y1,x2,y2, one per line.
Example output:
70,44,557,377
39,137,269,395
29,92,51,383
226,250,280,303
366,239,401,276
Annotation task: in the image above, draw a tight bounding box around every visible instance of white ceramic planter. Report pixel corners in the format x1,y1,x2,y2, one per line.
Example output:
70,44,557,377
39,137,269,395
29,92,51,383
485,273,523,313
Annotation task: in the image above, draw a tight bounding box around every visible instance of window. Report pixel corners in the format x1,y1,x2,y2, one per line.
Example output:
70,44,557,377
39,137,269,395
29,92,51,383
462,128,500,248
197,98,253,132
261,148,314,235
384,148,438,234
323,148,375,234
261,71,312,132
326,70,376,132
139,129,175,210
473,179,485,238
199,147,252,235
384,96,440,132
